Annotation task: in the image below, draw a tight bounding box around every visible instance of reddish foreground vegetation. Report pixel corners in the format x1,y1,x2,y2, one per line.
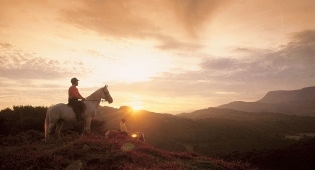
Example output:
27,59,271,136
0,131,256,170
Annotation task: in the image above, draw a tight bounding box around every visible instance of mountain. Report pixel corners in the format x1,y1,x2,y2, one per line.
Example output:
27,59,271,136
218,86,315,116
258,86,315,103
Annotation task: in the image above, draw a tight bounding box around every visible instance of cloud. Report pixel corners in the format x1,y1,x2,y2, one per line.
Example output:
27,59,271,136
61,0,156,38
136,29,315,101
60,0,226,51
0,43,12,48
200,57,238,70
202,30,315,81
1,0,226,52
0,44,88,80
153,34,203,51
167,0,227,36
62,0,226,36
279,29,315,65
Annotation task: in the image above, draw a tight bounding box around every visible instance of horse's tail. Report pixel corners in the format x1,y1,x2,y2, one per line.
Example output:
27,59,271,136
44,107,50,140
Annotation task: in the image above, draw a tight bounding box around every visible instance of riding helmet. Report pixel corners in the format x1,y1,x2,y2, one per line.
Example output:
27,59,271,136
71,77,79,84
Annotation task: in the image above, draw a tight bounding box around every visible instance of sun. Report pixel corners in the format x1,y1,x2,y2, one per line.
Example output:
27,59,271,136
129,102,143,111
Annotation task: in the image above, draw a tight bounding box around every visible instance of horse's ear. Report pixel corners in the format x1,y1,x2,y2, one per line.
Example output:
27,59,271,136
105,84,108,88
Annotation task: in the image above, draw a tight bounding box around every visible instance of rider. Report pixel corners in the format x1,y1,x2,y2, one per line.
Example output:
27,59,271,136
120,118,129,135
68,77,85,121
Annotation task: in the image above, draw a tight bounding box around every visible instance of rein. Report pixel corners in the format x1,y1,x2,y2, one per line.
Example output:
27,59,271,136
84,99,106,102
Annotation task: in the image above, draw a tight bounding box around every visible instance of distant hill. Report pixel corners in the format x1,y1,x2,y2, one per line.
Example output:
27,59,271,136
218,86,315,116
96,106,315,156
177,107,298,121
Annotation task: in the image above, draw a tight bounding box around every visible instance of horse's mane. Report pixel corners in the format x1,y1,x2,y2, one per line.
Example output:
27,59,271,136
86,87,103,100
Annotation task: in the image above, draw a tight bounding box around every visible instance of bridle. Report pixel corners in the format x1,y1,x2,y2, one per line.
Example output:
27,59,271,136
101,85,111,102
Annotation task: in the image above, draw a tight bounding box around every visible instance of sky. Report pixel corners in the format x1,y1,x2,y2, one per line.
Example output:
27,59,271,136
0,0,315,114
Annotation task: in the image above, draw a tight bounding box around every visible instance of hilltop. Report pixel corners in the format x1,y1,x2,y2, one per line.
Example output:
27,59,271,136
0,131,253,170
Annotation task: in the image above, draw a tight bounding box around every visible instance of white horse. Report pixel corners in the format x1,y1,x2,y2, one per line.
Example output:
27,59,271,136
44,85,113,142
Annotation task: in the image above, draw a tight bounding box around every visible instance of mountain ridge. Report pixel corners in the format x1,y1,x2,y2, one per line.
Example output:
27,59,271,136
218,86,315,116
258,86,315,103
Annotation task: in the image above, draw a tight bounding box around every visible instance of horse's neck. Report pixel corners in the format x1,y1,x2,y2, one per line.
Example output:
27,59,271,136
86,88,102,100
85,88,102,109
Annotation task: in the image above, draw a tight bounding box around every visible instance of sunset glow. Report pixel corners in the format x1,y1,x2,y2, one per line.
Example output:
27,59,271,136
0,0,314,113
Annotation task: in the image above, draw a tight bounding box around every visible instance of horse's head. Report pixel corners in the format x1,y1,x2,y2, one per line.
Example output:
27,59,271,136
102,85,113,104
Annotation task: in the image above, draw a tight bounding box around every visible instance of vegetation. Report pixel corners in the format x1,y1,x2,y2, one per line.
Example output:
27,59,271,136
1,105,315,169
0,131,254,170
0,105,105,136
0,106,47,135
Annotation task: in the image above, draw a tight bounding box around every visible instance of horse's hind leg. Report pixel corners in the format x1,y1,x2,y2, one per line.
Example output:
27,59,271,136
46,121,56,142
55,119,64,139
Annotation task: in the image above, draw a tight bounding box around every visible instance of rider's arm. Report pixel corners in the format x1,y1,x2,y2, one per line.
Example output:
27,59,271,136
69,86,85,100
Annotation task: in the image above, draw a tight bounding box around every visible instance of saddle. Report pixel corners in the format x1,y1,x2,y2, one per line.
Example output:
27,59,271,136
67,101,86,115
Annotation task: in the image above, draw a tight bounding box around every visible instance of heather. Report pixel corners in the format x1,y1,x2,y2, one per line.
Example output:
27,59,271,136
0,131,254,170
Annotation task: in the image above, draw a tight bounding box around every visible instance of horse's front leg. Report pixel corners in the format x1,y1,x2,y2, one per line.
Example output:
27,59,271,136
83,116,92,134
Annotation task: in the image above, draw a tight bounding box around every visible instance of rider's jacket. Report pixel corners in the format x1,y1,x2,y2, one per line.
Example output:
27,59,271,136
68,85,83,99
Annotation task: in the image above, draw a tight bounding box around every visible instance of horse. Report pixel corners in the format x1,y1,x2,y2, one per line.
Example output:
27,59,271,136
44,85,113,142
105,130,145,142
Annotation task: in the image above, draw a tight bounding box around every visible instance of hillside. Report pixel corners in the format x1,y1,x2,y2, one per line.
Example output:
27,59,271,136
177,107,284,120
221,138,315,170
218,86,315,116
95,106,315,156
0,131,253,170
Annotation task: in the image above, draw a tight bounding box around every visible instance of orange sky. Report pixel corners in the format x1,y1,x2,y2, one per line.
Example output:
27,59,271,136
1,0,315,113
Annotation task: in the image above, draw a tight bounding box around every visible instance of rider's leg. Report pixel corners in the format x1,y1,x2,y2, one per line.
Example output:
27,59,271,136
69,98,83,121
